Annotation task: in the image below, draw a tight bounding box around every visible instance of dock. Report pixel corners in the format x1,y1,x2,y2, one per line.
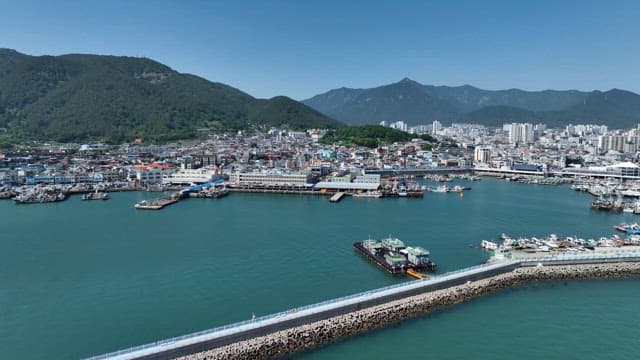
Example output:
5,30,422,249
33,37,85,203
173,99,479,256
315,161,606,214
329,192,345,203
134,195,180,210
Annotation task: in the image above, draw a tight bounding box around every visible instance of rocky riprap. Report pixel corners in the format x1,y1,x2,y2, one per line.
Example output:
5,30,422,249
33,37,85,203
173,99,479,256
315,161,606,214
178,262,640,360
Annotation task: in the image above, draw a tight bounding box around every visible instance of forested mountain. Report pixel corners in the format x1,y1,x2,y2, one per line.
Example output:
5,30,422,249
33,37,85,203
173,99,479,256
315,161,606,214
303,78,640,129
0,49,342,143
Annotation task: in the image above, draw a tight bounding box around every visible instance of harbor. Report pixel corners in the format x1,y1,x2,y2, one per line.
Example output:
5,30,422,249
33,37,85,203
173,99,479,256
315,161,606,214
3,178,640,359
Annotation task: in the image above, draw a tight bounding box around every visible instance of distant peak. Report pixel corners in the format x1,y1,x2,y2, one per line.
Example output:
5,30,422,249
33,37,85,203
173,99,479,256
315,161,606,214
399,77,414,83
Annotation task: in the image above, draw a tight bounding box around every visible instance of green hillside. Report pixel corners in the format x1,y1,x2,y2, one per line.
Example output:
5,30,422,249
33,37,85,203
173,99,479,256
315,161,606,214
320,125,436,148
0,49,343,143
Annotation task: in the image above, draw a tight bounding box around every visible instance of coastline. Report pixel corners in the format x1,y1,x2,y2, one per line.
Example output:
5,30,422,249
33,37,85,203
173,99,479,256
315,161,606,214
179,262,640,360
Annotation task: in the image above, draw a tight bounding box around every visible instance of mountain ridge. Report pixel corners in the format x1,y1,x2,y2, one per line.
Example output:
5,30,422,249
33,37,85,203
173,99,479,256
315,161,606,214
0,49,343,143
303,78,640,128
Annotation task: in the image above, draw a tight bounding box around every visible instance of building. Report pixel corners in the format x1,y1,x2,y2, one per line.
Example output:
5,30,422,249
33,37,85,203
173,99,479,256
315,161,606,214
390,121,408,132
474,146,491,164
314,173,380,192
505,123,534,144
432,120,442,134
230,171,313,187
598,135,627,152
162,168,216,185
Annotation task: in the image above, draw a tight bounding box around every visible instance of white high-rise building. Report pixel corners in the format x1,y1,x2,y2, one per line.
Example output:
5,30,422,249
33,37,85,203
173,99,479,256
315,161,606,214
474,146,491,164
505,123,535,144
390,121,408,132
432,120,442,134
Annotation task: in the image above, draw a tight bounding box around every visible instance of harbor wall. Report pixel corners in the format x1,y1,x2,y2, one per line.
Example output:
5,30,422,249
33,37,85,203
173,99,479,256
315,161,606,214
177,262,640,360
93,262,519,360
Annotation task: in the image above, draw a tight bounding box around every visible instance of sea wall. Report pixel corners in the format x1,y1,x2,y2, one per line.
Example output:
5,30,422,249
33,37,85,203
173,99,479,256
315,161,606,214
178,262,640,360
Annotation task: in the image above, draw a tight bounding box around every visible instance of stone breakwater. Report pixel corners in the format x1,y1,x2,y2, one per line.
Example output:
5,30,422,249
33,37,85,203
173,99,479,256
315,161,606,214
178,262,640,360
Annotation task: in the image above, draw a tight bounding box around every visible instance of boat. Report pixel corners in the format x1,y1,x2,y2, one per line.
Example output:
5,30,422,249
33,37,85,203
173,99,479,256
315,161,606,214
13,191,67,204
397,186,408,197
352,191,382,198
354,236,437,274
82,189,109,200
431,184,447,193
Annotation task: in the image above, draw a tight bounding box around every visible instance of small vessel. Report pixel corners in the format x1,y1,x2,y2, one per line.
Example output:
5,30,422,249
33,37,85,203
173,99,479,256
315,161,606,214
397,186,408,197
352,190,382,198
82,189,109,200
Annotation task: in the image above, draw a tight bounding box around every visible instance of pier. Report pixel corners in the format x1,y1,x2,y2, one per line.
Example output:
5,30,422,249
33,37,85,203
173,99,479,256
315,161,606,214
329,192,345,203
86,251,640,360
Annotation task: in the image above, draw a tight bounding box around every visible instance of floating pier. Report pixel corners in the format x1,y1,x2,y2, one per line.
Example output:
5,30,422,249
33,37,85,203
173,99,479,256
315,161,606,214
329,192,345,203
134,195,180,210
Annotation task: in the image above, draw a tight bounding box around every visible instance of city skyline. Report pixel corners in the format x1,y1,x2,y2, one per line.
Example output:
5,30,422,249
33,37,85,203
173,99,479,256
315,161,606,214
2,0,640,99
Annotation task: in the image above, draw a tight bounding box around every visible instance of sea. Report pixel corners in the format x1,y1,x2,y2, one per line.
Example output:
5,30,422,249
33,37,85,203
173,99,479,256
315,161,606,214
1,178,639,359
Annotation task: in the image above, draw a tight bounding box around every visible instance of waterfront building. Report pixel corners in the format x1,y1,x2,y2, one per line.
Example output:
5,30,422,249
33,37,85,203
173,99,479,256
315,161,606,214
314,173,380,192
474,146,491,164
135,163,172,185
230,170,312,187
163,168,216,185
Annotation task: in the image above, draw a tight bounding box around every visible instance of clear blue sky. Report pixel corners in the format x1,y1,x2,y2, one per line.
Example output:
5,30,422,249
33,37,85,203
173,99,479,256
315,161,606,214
1,0,639,99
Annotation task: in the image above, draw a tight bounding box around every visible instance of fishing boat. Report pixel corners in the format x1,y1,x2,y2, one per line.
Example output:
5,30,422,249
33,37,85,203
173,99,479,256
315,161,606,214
352,191,382,198
82,189,109,200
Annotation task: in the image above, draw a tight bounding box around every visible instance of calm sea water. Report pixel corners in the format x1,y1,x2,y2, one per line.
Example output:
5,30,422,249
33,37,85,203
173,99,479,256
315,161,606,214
0,179,638,359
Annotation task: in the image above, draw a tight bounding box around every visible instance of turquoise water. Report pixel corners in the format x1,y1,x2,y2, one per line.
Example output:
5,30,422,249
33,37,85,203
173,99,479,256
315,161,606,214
0,179,638,359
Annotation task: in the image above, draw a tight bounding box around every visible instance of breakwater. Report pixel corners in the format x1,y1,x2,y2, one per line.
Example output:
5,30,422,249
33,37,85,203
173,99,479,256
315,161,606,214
87,256,640,360
180,262,640,360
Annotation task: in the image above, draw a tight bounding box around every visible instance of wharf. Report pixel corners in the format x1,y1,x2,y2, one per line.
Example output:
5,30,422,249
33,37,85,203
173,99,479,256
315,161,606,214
329,192,345,203
134,196,180,210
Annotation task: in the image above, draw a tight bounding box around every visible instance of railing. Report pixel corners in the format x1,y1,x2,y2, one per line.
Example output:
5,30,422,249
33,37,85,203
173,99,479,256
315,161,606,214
86,261,516,359
520,250,640,263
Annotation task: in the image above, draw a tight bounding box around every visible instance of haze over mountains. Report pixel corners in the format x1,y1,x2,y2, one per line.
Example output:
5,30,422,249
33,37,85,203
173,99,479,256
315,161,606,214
303,78,640,129
0,49,342,143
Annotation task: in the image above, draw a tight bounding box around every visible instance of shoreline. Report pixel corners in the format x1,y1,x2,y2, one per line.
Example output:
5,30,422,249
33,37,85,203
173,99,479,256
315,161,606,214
177,262,640,360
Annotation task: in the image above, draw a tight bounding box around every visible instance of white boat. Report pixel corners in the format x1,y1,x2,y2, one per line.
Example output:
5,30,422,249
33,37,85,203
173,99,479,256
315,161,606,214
481,240,498,250
432,184,447,193
353,191,382,198
621,189,640,197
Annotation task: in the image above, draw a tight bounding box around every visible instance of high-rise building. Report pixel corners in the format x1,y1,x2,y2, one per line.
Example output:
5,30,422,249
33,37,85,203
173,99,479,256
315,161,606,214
474,146,491,164
432,120,442,134
598,135,628,152
505,123,535,144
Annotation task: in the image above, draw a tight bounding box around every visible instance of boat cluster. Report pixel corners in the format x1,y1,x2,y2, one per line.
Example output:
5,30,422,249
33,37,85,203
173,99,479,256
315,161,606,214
425,184,469,193
506,176,570,185
481,232,640,254
13,187,67,204
572,181,640,198
423,174,480,182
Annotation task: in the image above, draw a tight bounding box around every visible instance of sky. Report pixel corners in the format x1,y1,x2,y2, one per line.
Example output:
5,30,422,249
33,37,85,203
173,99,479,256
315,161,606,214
1,0,640,100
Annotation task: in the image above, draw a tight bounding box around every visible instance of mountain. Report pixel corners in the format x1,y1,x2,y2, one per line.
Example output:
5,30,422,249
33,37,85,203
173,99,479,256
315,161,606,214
303,78,640,129
0,49,343,143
